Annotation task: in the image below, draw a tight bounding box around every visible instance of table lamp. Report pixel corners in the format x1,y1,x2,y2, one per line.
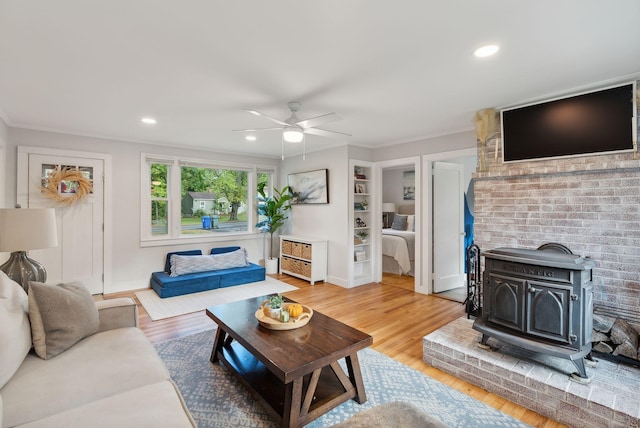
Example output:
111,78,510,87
382,203,396,229
0,208,58,291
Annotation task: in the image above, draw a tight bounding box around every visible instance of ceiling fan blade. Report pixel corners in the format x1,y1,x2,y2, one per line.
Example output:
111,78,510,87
296,112,341,129
244,109,290,127
233,127,283,132
304,127,351,139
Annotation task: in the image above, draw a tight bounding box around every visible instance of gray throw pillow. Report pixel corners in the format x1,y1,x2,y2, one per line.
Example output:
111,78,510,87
28,281,100,359
391,214,408,230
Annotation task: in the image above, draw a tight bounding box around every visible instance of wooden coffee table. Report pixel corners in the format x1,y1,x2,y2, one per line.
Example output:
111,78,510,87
206,296,373,428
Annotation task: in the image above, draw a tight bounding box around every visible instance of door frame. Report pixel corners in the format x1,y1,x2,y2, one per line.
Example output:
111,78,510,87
17,146,113,293
374,156,423,292
422,148,476,294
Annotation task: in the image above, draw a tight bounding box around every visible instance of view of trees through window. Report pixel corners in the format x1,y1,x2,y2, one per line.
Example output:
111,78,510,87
149,160,273,237
180,166,248,233
150,163,168,235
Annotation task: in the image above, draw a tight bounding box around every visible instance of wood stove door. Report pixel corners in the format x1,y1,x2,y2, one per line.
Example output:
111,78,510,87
485,273,526,332
525,281,572,344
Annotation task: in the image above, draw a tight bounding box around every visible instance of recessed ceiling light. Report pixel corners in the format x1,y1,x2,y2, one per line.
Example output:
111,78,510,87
474,44,500,58
141,117,157,125
245,135,257,141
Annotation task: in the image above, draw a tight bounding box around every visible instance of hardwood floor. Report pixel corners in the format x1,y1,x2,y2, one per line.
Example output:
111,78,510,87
107,274,563,427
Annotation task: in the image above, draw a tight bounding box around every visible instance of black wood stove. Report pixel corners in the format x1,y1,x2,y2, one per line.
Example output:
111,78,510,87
472,247,596,382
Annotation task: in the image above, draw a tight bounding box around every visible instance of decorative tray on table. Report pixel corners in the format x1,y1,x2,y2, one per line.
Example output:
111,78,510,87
255,302,314,330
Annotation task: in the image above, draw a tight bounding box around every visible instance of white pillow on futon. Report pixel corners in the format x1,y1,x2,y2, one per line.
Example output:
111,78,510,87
170,248,249,277
0,271,31,389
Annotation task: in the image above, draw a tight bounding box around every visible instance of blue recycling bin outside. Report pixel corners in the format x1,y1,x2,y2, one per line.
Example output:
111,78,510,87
202,216,211,230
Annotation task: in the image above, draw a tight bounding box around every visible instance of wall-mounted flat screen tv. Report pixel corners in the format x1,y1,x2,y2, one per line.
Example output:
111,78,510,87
501,82,636,162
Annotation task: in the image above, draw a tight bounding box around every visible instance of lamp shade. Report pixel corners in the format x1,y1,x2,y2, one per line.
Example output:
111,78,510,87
0,208,58,252
382,203,396,213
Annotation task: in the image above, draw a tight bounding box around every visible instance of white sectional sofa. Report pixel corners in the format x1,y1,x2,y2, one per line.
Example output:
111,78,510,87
0,272,195,427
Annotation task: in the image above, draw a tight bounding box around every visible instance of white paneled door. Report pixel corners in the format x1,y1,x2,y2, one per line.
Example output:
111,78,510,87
26,154,104,294
432,161,465,293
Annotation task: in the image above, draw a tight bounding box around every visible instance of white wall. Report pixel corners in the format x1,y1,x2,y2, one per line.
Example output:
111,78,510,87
5,127,280,293
0,117,7,265
382,168,415,211
0,116,7,209
373,130,475,161
280,145,350,287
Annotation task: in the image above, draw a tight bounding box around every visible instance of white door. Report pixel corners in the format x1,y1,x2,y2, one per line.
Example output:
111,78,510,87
433,161,465,293
26,154,104,294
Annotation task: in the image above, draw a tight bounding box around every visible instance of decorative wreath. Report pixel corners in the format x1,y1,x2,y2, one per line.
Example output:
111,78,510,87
41,167,93,205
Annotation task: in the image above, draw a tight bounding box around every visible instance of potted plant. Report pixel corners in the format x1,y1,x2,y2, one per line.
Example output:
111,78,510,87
265,294,284,319
256,182,292,274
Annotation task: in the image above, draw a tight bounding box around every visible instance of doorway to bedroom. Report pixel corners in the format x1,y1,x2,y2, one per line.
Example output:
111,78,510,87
379,157,420,292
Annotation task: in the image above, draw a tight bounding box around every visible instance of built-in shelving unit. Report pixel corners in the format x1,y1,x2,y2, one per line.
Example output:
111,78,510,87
349,160,376,286
279,235,327,285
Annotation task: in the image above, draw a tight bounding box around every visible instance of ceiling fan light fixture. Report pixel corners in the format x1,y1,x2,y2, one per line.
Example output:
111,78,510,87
283,126,304,143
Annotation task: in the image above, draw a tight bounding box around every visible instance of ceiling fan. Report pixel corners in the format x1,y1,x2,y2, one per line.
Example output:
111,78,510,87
234,102,351,159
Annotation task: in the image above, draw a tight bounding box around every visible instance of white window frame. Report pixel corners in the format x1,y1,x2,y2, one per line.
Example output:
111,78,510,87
140,153,277,247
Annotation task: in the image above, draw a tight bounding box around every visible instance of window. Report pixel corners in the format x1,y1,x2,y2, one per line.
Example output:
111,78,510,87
150,162,168,236
180,165,249,234
256,169,274,227
142,154,276,245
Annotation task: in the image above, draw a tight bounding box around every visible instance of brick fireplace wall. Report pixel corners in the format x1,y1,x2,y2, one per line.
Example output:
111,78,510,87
473,145,640,324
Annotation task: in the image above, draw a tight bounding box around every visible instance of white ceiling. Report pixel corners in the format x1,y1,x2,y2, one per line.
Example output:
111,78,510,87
1,1,639,158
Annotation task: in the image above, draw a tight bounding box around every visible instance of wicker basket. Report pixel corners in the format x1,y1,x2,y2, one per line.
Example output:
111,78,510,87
281,256,293,272
300,261,312,278
291,242,302,258
290,259,301,274
301,244,312,260
281,240,292,255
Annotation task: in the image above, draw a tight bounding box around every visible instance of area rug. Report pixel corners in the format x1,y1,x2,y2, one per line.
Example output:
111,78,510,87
331,401,448,427
155,330,531,428
136,277,297,320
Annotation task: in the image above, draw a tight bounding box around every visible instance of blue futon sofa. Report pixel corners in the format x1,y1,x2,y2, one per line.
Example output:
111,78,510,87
150,246,266,298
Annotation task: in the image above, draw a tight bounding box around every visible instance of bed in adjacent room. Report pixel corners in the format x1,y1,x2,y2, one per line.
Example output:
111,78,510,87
382,205,415,276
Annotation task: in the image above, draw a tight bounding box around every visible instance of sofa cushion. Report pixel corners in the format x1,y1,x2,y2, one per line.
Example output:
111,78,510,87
210,245,241,255
164,250,202,273
150,262,266,298
0,271,31,389
16,381,195,428
170,248,249,277
0,327,171,427
28,281,100,359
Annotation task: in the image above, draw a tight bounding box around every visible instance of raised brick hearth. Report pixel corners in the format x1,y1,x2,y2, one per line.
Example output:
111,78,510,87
423,318,640,427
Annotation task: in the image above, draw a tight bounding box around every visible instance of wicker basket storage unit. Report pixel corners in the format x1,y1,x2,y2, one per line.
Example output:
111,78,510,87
278,236,327,285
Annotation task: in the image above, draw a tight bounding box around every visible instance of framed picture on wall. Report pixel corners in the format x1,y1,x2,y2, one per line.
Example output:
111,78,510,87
288,169,329,204
403,171,415,200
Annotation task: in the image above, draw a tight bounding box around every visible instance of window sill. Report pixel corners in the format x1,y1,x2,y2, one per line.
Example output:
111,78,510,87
140,231,260,248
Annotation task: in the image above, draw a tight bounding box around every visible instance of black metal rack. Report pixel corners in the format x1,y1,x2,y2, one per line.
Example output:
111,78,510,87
465,244,482,319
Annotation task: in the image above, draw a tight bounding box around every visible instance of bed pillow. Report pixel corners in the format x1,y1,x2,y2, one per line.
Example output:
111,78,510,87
170,248,249,277
406,215,415,232
391,214,408,231
0,271,31,388
28,281,100,360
